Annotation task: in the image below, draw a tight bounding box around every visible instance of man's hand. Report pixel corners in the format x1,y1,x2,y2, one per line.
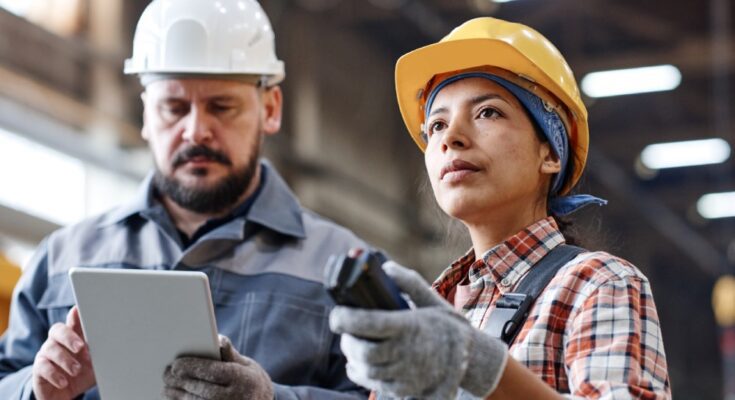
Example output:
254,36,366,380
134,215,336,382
329,261,509,399
32,306,96,400
163,335,273,400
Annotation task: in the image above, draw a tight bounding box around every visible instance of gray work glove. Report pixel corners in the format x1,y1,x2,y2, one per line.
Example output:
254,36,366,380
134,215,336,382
163,335,274,400
329,261,509,399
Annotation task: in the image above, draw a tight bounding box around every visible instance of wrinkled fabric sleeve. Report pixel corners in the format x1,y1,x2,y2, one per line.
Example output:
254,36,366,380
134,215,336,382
0,240,51,400
273,384,367,400
272,313,368,399
563,276,671,399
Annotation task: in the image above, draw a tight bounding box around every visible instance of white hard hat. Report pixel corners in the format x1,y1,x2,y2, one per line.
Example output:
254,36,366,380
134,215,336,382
124,0,285,86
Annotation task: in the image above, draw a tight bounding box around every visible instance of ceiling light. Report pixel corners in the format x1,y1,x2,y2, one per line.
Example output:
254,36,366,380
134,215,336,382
698,192,735,219
640,138,730,170
581,65,682,98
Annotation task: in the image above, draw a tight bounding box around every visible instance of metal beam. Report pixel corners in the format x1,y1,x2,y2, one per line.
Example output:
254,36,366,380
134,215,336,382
398,0,452,40
0,204,59,245
590,1,675,43
0,65,143,148
0,96,148,181
587,148,731,277
573,35,735,76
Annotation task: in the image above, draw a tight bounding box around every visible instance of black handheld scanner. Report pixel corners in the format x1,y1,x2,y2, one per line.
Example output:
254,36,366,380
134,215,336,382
324,250,409,310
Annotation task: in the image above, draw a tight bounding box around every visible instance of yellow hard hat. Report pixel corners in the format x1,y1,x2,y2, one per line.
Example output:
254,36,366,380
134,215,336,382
395,17,588,195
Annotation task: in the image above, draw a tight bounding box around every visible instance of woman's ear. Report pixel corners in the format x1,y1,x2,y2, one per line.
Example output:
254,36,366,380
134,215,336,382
261,86,283,136
540,143,562,174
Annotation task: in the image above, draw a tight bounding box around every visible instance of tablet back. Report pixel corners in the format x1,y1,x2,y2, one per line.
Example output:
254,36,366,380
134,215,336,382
69,268,220,400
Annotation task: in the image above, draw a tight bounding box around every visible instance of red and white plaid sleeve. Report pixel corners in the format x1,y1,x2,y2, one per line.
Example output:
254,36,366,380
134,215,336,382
560,254,671,399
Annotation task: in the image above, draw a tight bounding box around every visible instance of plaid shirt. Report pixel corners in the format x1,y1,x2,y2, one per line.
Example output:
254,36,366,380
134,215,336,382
433,217,671,399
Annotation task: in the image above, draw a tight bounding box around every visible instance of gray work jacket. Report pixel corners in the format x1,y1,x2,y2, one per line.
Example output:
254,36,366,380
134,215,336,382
0,161,369,399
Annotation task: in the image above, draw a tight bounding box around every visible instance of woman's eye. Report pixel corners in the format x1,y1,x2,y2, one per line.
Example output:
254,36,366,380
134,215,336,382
478,107,500,119
428,120,447,136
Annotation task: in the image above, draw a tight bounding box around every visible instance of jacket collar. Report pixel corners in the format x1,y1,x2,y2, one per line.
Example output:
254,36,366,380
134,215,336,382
477,217,565,293
433,217,565,297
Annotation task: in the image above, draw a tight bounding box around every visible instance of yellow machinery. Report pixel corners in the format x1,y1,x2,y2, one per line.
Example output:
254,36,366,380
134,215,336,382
0,253,21,334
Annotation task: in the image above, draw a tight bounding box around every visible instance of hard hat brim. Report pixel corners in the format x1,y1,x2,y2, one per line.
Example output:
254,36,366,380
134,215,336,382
124,61,286,86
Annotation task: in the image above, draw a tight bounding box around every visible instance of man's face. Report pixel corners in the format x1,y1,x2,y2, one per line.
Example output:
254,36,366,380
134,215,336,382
141,78,282,213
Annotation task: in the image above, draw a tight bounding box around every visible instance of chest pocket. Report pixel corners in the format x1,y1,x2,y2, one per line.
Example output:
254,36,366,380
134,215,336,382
37,273,77,326
212,287,332,386
37,264,151,327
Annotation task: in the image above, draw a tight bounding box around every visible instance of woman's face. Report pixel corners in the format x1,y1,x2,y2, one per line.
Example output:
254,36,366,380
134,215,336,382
424,77,559,224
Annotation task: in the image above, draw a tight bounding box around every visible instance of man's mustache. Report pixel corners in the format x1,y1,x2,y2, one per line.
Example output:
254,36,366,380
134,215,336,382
172,146,232,168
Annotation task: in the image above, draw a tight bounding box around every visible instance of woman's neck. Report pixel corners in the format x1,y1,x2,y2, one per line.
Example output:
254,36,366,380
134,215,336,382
464,203,549,260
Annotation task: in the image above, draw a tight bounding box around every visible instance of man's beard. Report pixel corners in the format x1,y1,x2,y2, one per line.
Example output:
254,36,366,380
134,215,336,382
153,143,261,214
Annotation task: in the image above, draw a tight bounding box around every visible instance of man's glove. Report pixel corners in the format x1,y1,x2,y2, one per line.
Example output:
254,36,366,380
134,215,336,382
329,261,509,399
163,335,274,400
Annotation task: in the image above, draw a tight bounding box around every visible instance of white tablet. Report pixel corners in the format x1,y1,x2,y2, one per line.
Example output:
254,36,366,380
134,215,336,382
69,267,220,400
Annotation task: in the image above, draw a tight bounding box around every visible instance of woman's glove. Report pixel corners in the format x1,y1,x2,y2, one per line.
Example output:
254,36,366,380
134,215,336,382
162,335,274,400
329,261,509,399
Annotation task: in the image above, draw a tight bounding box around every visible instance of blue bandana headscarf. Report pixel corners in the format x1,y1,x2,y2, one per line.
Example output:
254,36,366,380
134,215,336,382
424,72,607,216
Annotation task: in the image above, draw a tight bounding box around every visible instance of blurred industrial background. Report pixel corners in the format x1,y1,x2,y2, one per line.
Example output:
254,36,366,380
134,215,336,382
0,0,734,398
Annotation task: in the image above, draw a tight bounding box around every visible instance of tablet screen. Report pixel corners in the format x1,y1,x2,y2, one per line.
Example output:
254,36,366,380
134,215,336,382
69,268,220,400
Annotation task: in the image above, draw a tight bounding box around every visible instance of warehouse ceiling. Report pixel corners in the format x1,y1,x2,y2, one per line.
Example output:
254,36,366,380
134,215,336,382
276,0,735,270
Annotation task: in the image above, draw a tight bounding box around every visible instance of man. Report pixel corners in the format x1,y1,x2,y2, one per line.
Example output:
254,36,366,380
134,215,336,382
0,1,368,399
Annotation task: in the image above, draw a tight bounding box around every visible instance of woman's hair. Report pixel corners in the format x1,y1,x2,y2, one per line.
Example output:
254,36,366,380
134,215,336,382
552,211,581,246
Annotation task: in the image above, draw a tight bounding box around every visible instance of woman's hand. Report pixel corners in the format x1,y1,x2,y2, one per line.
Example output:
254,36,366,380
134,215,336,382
329,261,509,399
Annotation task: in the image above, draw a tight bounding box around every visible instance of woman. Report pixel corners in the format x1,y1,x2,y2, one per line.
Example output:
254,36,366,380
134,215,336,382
330,17,671,399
